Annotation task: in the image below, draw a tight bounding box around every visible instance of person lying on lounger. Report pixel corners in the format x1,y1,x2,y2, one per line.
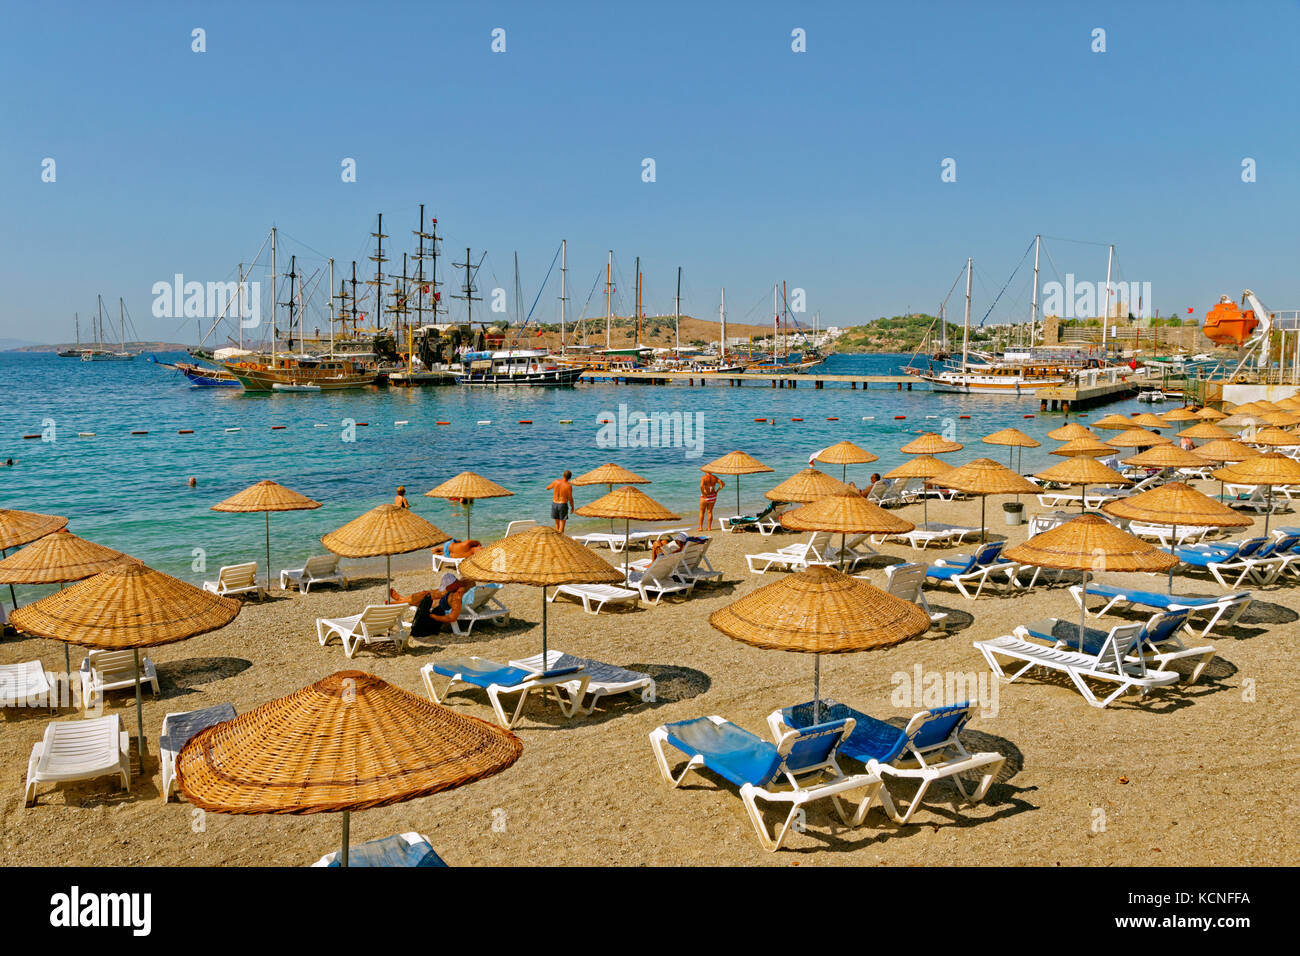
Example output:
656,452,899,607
649,531,694,560
728,502,778,527
391,575,475,638
437,539,483,560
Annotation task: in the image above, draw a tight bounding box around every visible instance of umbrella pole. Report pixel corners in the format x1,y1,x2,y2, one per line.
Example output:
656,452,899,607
980,497,986,543
737,477,741,519
386,555,392,596
3,547,15,607
608,484,615,534
624,518,630,585
1079,570,1087,652
813,656,821,723
265,512,272,593
133,648,146,760
1169,522,1178,594
341,810,350,867
466,500,473,541
540,587,548,675
1266,486,1273,536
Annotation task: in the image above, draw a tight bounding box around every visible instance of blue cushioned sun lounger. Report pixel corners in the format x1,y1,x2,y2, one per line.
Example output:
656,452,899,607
1021,607,1215,684
421,657,587,729
1069,583,1251,638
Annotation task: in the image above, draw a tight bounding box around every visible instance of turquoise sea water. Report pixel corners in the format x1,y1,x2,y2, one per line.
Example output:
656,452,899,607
0,351,1154,586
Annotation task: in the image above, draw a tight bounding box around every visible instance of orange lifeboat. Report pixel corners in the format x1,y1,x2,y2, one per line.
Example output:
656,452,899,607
1203,296,1258,347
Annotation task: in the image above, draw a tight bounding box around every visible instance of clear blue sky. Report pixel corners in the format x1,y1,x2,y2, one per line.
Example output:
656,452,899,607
2,0,1297,343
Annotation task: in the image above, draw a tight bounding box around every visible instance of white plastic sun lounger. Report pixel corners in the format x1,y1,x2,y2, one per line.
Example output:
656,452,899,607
24,715,130,807
745,531,834,574
510,650,655,714
421,657,589,729
575,528,690,553
549,583,640,614
877,522,978,550
202,561,264,599
824,534,878,570
628,552,692,604
160,702,236,802
1020,610,1217,685
312,832,445,867
877,562,947,626
974,623,1180,708
79,649,160,712
316,603,410,658
1068,583,1251,639
0,660,56,710
449,584,510,635
1126,522,1214,549
632,538,722,585
280,554,347,593
505,519,537,536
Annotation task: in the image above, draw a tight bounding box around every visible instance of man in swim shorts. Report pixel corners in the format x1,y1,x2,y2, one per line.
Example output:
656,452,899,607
547,470,575,532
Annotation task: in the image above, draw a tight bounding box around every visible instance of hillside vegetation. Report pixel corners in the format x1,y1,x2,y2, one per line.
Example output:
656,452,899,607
833,314,976,353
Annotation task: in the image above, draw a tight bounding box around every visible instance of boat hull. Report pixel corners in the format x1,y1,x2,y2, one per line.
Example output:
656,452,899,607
921,374,1069,395
456,366,586,386
230,366,376,392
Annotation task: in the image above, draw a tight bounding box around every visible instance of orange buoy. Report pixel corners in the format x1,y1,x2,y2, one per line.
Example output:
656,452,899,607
959,415,970,420
1023,414,1034,419
178,429,194,434
894,416,906,420
518,420,532,424
21,434,40,439
131,431,148,435
271,425,286,430
826,417,839,421
791,417,803,422
436,421,451,426
754,418,767,422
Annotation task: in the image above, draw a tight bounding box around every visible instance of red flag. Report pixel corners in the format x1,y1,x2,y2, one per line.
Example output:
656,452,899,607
422,284,430,293
1187,307,1194,314
433,292,441,302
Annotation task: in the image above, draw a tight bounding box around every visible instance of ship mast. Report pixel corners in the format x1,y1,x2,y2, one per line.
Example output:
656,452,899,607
674,266,681,355
961,257,972,373
328,258,335,357
772,284,778,362
368,213,388,334
605,251,613,350
349,261,359,335
270,227,277,368
74,312,79,347
635,256,642,348
96,295,103,351
559,239,567,355
451,248,481,328
1102,242,1114,357
720,288,726,362
782,281,789,360
1030,234,1041,348
281,255,297,359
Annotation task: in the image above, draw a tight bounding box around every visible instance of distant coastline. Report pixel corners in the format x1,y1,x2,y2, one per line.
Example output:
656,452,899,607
4,342,192,354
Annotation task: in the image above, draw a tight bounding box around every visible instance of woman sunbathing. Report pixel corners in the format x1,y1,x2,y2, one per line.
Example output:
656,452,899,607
437,539,483,560
391,575,475,638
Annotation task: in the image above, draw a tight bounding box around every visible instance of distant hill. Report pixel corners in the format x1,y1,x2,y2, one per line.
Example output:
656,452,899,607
832,314,975,354
505,314,774,350
0,337,40,351
6,341,193,354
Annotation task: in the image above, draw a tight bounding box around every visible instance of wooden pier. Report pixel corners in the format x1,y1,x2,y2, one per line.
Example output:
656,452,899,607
1036,374,1162,412
579,369,927,390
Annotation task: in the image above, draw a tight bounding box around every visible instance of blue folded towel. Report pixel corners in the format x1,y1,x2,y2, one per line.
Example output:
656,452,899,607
327,834,447,867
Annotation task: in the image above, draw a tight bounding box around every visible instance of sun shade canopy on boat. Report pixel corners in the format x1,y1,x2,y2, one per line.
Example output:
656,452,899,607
175,670,522,814
1102,482,1252,529
764,468,855,503
210,480,322,513
0,509,68,551
459,526,623,586
322,504,450,558
423,472,514,501
0,529,129,584
779,493,914,536
8,560,240,649
709,566,929,654
1004,515,1178,573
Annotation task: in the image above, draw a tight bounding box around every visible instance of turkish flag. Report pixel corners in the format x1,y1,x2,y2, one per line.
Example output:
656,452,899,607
433,292,441,302
422,285,430,293
1187,307,1194,314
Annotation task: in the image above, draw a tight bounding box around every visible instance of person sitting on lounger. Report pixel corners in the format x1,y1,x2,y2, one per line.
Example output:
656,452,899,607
729,501,778,527
391,575,474,638
437,539,483,560
861,473,882,497
649,531,691,560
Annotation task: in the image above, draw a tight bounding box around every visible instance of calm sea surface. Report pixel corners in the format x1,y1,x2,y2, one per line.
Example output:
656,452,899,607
0,351,1155,586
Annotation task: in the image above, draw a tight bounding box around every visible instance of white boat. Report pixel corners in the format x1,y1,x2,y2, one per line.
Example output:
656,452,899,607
456,349,585,386
272,382,322,392
81,296,135,361
1137,388,1166,403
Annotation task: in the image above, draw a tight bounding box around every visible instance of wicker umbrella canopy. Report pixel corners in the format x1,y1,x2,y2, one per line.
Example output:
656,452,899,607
10,561,240,755
1261,411,1300,427
1195,439,1260,463
175,670,521,866
0,529,127,584
1050,437,1114,458
0,509,68,551
883,456,951,524
1122,444,1207,469
575,486,680,583
1005,515,1177,649
1035,456,1129,488
322,504,451,593
1213,453,1300,534
212,480,323,592
0,529,132,683
781,493,913,569
900,432,963,455
1229,402,1267,415
1130,413,1169,429
1195,406,1228,420
572,463,649,486
981,427,1040,471
1046,423,1098,442
765,468,854,504
1103,482,1251,532
702,450,774,516
1106,427,1171,448
1219,413,1268,430
1245,426,1300,447
1178,421,1232,441
1277,396,1300,411
1092,413,1136,430
461,527,624,677
1161,407,1200,422
813,440,878,483
932,458,1038,542
423,471,513,540
709,565,929,721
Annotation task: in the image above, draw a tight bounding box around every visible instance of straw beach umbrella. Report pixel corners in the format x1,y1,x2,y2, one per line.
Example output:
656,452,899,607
1178,421,1232,442
1195,407,1228,421
1004,515,1177,650
900,432,963,456
981,427,1040,472
1261,411,1300,428
780,492,913,569
1103,483,1252,591
322,504,450,594
574,486,681,583
883,455,951,524
1130,413,1169,430
1047,422,1098,442
176,670,521,866
701,450,774,517
932,458,1038,542
709,566,928,722
573,463,649,533
1034,456,1130,513
0,508,68,608
1244,426,1300,448
1212,453,1300,534
1122,443,1207,472
1196,439,1262,503
1106,427,1171,449
813,440,878,484
765,467,854,504
424,471,513,540
1162,407,1200,423
212,480,322,592
1092,413,1135,431
0,529,129,681
10,561,240,758
460,527,623,675
1050,437,1114,458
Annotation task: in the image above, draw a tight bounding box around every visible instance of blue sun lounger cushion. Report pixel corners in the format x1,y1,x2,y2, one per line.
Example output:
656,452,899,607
779,701,909,765
662,715,849,787
1084,583,1248,611
428,657,581,688
1022,609,1191,656
326,834,447,868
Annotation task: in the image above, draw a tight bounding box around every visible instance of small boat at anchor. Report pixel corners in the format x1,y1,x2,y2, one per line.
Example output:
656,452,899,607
271,381,323,392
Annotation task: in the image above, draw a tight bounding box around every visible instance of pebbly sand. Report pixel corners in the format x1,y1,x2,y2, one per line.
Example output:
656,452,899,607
2,488,1297,867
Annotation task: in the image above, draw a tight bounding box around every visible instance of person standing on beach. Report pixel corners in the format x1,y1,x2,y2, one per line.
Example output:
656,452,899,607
395,486,410,509
698,472,724,531
547,470,575,532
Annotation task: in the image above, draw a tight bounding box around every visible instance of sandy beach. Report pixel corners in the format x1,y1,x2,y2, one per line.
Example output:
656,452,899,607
2,488,1297,867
